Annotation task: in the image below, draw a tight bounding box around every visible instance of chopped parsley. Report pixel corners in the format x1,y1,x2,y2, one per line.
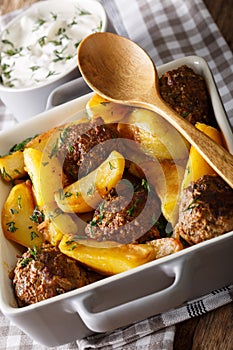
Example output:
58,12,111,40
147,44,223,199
141,178,150,192
30,231,39,240
57,188,69,201
1,39,14,47
48,139,59,158
17,195,22,209
6,221,18,232
5,46,23,56
109,161,116,170
50,12,57,21
87,185,94,196
48,207,63,219
78,9,92,16
10,208,18,215
38,35,47,47
65,240,77,251
183,196,201,212
46,70,59,78
33,18,46,32
9,136,36,154
30,206,45,224
126,198,142,217
0,167,12,180
94,20,103,32
21,246,38,267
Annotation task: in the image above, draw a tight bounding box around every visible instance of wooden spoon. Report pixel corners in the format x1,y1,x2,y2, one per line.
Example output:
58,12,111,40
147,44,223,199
77,32,233,188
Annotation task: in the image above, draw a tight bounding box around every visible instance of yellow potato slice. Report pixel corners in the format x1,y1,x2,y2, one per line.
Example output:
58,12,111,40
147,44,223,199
44,206,80,246
24,147,81,245
139,160,185,227
59,235,183,276
25,117,90,152
55,150,125,213
24,147,63,208
182,122,224,189
86,93,131,123
118,108,190,160
0,129,59,182
1,181,43,248
59,235,156,275
25,126,58,151
0,150,27,181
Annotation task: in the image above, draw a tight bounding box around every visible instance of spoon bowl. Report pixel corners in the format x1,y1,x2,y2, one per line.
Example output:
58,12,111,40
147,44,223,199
77,32,233,188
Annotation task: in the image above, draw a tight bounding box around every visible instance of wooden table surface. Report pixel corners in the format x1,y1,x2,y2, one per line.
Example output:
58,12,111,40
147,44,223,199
0,0,232,349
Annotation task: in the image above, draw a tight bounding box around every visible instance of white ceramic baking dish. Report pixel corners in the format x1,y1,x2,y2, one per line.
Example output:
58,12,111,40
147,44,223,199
0,56,232,347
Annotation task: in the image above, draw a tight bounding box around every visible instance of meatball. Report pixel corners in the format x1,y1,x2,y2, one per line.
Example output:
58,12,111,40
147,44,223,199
13,243,102,306
58,117,120,185
174,175,233,245
159,65,215,126
85,177,161,244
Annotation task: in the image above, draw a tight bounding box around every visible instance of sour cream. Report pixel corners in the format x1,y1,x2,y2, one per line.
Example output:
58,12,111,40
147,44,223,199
0,2,103,89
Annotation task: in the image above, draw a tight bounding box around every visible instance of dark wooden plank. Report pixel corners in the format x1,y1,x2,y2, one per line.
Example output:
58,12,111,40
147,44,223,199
174,303,233,350
204,0,233,52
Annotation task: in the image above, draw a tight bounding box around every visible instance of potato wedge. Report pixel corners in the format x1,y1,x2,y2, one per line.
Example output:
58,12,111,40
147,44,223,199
25,126,58,151
55,150,125,213
24,147,63,208
0,150,27,181
25,118,90,152
182,122,224,189
24,148,80,245
0,128,58,182
1,181,43,248
59,235,156,275
118,108,190,160
43,207,80,246
86,93,131,123
0,130,53,183
131,159,185,227
23,148,43,206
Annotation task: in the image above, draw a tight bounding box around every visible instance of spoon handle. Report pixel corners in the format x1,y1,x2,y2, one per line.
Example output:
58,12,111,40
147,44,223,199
138,98,233,188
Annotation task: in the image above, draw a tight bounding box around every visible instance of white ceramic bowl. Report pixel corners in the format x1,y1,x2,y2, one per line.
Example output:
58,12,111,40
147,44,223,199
0,0,107,122
0,56,232,347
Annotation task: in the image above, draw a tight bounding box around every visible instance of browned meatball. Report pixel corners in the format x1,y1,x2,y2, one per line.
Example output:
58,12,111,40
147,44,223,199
58,117,120,184
85,177,161,244
159,65,215,126
174,175,233,245
13,243,102,306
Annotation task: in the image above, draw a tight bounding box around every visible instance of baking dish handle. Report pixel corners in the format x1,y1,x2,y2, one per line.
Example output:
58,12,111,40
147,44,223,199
46,77,92,110
72,263,188,333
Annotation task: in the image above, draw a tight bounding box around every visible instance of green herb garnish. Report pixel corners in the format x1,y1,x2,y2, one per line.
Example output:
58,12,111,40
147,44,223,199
183,196,201,212
109,161,115,170
9,136,36,153
33,18,46,31
1,167,12,180
50,12,57,21
6,221,18,232
141,178,150,192
30,231,39,240
21,246,38,267
38,36,47,47
49,139,59,158
30,206,45,224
